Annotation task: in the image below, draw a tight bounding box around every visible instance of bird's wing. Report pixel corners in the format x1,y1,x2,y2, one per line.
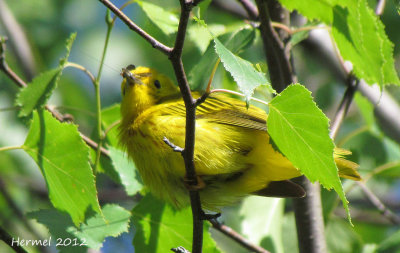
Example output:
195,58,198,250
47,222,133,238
159,93,268,132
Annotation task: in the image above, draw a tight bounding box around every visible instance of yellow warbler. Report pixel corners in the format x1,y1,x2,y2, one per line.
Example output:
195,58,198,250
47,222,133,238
119,65,360,210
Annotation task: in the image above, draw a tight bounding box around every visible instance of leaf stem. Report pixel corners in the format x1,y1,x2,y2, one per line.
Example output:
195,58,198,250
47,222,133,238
210,219,270,253
93,9,115,173
65,62,96,83
211,88,269,106
0,145,22,152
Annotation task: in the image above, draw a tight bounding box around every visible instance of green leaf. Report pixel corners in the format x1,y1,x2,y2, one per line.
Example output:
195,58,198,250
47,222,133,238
28,204,131,251
278,0,400,86
16,68,62,118
332,1,400,86
59,33,76,67
189,27,256,89
188,23,226,53
194,0,212,19
132,194,221,253
109,146,143,196
278,0,337,23
326,218,362,253
214,38,274,100
27,209,88,253
137,0,179,35
267,84,350,220
72,204,131,249
290,21,320,46
22,110,100,226
239,197,285,253
15,33,76,118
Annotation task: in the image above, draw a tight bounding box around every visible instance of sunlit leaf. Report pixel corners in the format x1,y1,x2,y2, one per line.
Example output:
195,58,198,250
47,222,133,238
23,110,100,225
332,1,400,86
278,0,400,86
214,38,274,100
137,0,179,35
189,27,256,89
267,84,350,220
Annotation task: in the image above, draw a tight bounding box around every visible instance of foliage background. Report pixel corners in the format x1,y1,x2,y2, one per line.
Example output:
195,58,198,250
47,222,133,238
0,0,400,252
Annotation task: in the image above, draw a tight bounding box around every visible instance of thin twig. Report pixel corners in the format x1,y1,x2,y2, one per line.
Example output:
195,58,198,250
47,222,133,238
210,89,269,106
330,74,359,139
98,0,172,56
210,219,270,253
357,181,400,225
65,62,96,83
0,0,36,80
237,0,259,20
255,0,294,93
0,37,27,88
81,134,110,157
167,1,207,252
163,137,184,153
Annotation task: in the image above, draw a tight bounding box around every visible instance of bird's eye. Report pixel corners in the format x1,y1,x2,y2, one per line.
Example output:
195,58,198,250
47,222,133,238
154,80,161,89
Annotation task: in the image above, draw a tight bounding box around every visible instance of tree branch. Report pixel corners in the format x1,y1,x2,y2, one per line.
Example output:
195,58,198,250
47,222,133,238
210,219,270,253
169,2,205,252
0,0,36,80
253,1,327,252
0,37,27,88
254,0,294,93
330,74,359,139
237,0,259,20
98,0,172,56
357,181,400,225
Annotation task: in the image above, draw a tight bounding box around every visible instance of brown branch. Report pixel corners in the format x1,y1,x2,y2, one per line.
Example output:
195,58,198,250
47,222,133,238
210,219,270,253
357,181,400,225
255,0,294,93
169,2,205,252
237,0,259,20
98,0,172,56
330,74,359,139
0,37,27,88
0,0,36,80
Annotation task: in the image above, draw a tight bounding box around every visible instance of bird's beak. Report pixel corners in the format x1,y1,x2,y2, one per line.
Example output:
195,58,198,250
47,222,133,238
121,67,144,85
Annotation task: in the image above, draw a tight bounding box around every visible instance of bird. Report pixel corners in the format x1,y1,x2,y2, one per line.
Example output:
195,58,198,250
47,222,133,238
118,64,360,210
